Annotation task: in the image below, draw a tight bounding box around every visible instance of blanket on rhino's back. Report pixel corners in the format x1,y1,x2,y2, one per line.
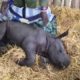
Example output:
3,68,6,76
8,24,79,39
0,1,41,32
0,21,70,69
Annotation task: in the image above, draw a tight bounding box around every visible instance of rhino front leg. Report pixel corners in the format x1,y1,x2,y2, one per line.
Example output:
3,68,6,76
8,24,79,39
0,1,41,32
17,40,36,67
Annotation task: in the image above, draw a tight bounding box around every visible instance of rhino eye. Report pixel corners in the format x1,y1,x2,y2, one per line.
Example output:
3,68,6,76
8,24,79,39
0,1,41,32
59,49,62,53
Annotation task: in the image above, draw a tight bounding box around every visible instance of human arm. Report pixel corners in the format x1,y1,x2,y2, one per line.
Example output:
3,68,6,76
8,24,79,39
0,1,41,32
1,0,8,15
39,0,49,26
40,7,49,26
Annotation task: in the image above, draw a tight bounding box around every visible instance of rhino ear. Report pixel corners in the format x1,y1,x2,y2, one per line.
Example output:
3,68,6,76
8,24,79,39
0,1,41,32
0,22,6,40
56,29,69,39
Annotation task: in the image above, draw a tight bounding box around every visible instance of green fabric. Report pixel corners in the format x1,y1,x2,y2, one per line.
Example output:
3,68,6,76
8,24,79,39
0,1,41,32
35,19,57,36
39,0,48,7
14,0,23,7
25,0,37,8
14,0,48,7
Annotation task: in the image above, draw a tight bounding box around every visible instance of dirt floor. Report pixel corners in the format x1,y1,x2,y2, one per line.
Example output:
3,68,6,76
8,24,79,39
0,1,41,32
0,6,80,80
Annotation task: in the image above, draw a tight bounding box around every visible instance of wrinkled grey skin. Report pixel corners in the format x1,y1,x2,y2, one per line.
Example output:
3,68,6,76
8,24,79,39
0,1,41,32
0,21,70,69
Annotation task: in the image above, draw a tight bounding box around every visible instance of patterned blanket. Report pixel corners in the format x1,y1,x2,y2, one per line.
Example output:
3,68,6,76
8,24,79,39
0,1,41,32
0,4,57,36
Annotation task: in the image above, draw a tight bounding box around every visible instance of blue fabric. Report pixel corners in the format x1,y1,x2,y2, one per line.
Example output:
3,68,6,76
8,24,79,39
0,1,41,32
9,0,14,6
9,6,41,21
7,5,54,22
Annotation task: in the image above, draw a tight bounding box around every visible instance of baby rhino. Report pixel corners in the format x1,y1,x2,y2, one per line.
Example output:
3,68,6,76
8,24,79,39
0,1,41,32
0,21,70,69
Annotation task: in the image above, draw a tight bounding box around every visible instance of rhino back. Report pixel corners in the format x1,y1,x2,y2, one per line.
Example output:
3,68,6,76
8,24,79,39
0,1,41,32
6,21,46,46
